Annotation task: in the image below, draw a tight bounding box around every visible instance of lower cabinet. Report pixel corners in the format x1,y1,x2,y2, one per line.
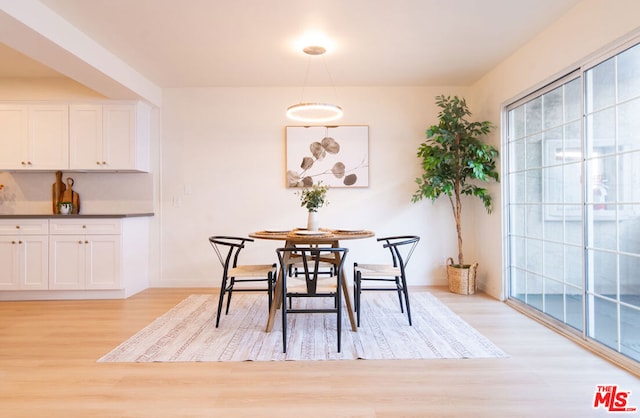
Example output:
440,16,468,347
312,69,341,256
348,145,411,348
0,217,150,299
0,235,48,290
49,234,121,290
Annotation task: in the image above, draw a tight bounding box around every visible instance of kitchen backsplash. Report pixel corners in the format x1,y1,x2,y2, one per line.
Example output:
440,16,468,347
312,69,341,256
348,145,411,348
0,171,154,214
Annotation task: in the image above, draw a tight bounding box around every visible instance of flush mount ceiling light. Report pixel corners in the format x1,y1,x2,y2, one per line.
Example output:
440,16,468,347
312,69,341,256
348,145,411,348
287,45,343,123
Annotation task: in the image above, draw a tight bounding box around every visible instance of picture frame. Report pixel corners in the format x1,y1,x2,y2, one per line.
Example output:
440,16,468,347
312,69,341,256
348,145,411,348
285,125,369,188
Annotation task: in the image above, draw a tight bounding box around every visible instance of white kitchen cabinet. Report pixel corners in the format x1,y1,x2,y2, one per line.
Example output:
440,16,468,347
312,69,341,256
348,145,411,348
0,220,49,290
69,104,101,170
29,105,70,169
49,219,122,290
0,104,69,170
0,216,150,300
69,102,150,172
0,100,150,172
0,104,28,169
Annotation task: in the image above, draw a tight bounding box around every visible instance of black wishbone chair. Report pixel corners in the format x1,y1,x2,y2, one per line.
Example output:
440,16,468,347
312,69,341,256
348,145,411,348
353,235,420,326
209,236,277,328
276,246,348,353
286,243,335,307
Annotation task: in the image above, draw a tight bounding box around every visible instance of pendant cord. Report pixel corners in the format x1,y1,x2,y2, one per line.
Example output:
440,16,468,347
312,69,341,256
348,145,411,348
299,52,338,104
299,54,312,104
322,55,339,103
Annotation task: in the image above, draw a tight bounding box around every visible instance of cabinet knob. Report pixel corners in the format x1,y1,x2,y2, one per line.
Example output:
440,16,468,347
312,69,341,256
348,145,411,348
15,225,20,229
82,225,86,229
85,240,89,244
96,161,101,165
78,240,83,244
11,240,16,244
18,240,22,244
21,161,26,165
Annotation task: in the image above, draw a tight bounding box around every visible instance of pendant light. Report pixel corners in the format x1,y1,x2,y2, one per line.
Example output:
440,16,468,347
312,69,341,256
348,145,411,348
287,45,343,123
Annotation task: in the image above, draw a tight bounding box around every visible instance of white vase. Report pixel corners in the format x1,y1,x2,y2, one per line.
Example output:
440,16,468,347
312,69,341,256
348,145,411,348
307,211,319,231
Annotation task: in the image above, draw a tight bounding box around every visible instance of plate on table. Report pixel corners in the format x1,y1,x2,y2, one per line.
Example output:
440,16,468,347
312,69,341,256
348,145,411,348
333,229,366,234
294,230,330,236
263,229,290,234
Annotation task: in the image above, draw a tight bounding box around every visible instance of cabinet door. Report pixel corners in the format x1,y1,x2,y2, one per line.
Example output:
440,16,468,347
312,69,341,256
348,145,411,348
85,235,121,289
69,104,103,169
28,105,69,169
0,236,19,289
0,104,28,169
103,105,136,170
0,235,47,290
49,235,85,289
20,236,49,290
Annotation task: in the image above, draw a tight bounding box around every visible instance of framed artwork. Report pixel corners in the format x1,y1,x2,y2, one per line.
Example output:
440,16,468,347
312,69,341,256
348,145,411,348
286,125,369,188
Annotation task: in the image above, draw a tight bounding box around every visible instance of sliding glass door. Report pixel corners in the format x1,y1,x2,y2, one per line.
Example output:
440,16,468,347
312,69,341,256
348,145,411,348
505,41,640,363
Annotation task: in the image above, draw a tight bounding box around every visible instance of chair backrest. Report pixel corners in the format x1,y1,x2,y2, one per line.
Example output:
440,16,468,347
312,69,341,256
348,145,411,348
378,235,420,272
208,236,253,273
276,246,348,295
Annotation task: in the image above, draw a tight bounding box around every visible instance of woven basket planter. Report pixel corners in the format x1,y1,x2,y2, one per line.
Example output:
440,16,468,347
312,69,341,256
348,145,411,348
446,257,479,295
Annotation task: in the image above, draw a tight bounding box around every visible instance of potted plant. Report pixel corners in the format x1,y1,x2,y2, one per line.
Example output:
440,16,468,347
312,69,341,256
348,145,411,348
297,182,329,231
57,201,73,215
412,95,499,294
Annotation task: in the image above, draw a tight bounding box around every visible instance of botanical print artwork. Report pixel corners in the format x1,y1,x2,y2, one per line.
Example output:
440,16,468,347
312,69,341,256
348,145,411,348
286,125,369,187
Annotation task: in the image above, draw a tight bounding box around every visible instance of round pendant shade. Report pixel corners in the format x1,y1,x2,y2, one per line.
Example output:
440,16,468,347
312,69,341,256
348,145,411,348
286,102,343,123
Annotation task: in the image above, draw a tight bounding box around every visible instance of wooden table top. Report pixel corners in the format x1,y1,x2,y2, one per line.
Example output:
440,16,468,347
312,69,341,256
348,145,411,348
249,228,374,243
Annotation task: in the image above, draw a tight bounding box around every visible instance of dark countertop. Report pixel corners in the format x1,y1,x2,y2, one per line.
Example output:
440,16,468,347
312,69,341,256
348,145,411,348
0,213,154,219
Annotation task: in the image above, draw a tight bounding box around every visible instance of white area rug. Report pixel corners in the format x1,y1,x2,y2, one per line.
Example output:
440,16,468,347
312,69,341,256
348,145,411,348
98,292,508,362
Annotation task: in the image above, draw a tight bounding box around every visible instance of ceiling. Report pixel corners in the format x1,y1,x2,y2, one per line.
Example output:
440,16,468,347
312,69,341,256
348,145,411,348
1,0,583,88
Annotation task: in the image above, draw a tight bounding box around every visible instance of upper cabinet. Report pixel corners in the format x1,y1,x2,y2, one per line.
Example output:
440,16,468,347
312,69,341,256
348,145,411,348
0,101,151,172
0,104,69,170
0,104,26,169
70,102,150,172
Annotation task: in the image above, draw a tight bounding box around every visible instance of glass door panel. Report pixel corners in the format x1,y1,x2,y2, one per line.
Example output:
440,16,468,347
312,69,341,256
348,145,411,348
506,41,640,363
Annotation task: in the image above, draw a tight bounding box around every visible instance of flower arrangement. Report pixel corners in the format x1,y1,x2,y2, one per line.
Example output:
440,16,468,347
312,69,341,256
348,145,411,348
297,183,329,212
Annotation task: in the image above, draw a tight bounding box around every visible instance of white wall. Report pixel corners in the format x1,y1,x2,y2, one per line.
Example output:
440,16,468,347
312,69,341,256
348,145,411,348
471,0,640,299
158,85,472,287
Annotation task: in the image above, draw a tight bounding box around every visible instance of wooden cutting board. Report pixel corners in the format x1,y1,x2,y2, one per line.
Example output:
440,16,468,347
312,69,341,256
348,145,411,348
61,177,80,214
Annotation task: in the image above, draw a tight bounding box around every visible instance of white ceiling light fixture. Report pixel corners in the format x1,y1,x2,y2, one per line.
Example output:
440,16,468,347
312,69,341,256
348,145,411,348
287,45,343,123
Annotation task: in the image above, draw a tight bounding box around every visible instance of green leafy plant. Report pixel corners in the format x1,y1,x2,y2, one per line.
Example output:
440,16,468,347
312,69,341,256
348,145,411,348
297,182,329,212
412,95,499,266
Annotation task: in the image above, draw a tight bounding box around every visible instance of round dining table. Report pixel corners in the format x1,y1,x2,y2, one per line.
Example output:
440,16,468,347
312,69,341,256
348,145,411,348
249,228,375,332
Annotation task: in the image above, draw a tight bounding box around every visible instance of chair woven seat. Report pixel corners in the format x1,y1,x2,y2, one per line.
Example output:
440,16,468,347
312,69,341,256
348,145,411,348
354,264,401,277
286,275,338,291
230,264,277,277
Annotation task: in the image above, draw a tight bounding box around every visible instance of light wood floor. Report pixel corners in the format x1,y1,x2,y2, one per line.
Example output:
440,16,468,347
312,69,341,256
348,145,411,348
1,286,638,418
